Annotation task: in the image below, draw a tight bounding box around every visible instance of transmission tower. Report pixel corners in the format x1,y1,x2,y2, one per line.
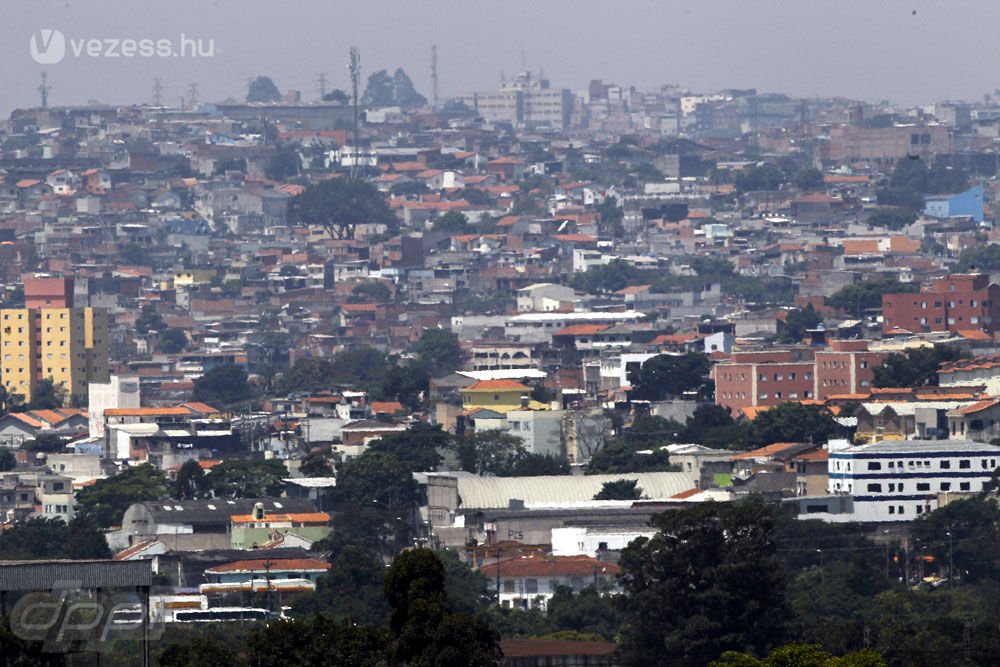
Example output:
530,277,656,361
317,73,328,100
152,78,164,106
431,45,439,112
187,83,199,108
348,46,361,177
38,72,50,109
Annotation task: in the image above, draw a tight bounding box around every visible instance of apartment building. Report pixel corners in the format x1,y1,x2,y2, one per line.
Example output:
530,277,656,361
882,274,1000,335
827,439,1000,522
713,341,886,413
1,277,109,404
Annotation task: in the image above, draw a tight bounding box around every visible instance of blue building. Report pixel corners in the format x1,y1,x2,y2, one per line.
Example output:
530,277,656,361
924,184,984,223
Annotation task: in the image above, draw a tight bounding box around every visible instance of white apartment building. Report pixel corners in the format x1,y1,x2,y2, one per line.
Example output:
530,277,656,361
828,439,1000,522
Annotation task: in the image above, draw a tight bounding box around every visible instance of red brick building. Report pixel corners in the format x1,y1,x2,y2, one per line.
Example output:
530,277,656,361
713,341,887,414
882,274,1000,334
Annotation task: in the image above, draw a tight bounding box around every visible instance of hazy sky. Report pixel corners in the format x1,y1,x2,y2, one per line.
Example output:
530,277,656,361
2,0,1000,116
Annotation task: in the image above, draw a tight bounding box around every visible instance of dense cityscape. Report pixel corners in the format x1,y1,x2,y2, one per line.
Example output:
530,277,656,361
7,14,1000,666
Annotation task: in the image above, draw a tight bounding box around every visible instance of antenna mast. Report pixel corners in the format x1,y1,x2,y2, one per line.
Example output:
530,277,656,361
186,83,199,108
317,73,328,100
348,46,361,177
431,44,439,112
152,78,164,106
38,72,50,109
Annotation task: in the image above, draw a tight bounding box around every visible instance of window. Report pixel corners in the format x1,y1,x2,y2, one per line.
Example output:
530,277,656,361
960,460,971,469
941,483,951,491
503,580,515,593
889,506,895,514
867,483,882,492
898,506,905,514
889,483,896,492
940,460,950,469
916,483,930,491
916,506,924,515
867,462,882,471
525,579,538,594
960,482,971,491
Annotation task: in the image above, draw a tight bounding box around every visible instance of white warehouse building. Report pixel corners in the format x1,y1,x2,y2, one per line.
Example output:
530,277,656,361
828,439,1000,522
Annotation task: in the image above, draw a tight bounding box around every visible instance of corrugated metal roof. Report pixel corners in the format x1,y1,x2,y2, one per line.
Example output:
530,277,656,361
432,471,693,509
0,560,152,591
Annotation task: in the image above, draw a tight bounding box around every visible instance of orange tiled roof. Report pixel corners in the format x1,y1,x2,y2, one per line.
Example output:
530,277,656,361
463,379,532,392
553,324,611,337
731,442,807,460
230,512,331,525
479,555,618,578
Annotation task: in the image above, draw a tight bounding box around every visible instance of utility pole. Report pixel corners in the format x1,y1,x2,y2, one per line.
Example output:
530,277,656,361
186,83,199,108
317,73,328,100
152,78,163,106
431,44,439,112
348,46,361,178
38,72,50,109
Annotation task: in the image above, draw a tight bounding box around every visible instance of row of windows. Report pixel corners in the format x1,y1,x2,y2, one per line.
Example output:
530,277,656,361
3,313,70,320
759,372,812,382
868,481,972,493
502,577,587,594
864,458,997,471
759,391,812,400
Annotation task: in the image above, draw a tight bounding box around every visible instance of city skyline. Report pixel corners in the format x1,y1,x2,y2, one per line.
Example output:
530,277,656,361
3,0,1000,115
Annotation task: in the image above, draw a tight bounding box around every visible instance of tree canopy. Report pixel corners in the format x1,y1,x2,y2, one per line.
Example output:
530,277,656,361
0,517,110,560
289,179,396,240
75,464,171,528
627,353,713,401
411,328,464,376
192,364,254,407
872,345,966,388
246,76,281,103
202,459,287,498
619,500,789,666
748,402,839,447
361,68,427,110
594,478,643,500
826,278,919,316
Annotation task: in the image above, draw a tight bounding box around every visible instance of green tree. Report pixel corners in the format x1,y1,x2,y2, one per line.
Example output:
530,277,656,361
28,378,66,409
586,439,676,475
158,633,241,667
362,69,395,107
827,278,919,317
278,358,337,393
910,496,1000,584
384,549,501,667
0,448,15,471
546,585,623,641
23,433,65,453
432,211,469,233
0,384,25,415
349,281,392,304
245,615,390,667
872,345,966,388
735,163,786,193
956,243,1000,272
75,464,171,528
711,643,886,667
300,449,335,477
506,453,570,477
246,75,281,103
570,259,646,293
157,327,188,354
618,500,789,666
323,89,350,104
192,364,254,407
411,328,464,376
174,459,206,500
203,459,287,498
795,168,825,191
0,516,110,560
776,305,823,344
367,422,451,473
867,206,917,231
289,179,396,240
748,402,838,447
458,430,528,477
291,543,390,625
627,353,712,401
594,478,643,500
135,305,167,334
265,144,300,181
391,68,428,109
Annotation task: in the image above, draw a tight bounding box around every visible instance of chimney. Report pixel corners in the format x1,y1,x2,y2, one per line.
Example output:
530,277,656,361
252,502,265,521
520,395,530,409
